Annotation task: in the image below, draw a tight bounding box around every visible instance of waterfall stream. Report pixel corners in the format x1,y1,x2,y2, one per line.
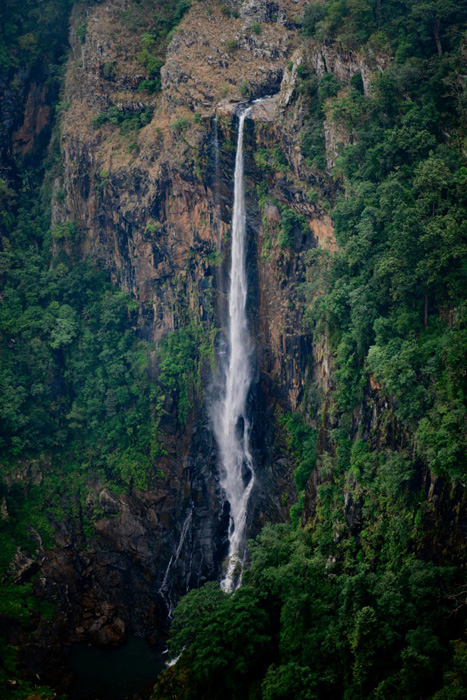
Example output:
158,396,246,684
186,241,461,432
158,508,193,617
213,106,255,592
213,115,221,227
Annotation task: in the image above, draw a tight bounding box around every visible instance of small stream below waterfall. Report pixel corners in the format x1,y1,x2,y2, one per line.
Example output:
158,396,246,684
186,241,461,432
68,636,166,700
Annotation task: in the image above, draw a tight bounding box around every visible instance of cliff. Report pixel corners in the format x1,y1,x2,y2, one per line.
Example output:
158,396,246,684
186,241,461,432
2,0,467,697
3,0,323,687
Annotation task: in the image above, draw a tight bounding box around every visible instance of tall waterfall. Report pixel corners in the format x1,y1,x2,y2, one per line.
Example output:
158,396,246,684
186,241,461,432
213,106,255,593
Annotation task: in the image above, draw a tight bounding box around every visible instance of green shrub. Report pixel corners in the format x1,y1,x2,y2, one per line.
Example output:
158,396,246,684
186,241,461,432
51,221,77,241
301,121,326,170
76,21,87,44
102,62,116,80
239,79,250,96
302,1,326,36
272,147,288,173
137,37,164,76
170,116,190,134
319,73,340,100
137,78,162,93
92,106,154,132
278,206,308,248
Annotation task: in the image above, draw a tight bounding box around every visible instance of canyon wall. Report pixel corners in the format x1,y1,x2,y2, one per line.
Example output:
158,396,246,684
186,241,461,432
2,0,361,669
7,0,460,693
6,1,320,682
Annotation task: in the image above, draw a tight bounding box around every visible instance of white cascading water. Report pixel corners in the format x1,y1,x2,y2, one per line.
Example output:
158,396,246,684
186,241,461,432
213,106,255,593
159,508,193,617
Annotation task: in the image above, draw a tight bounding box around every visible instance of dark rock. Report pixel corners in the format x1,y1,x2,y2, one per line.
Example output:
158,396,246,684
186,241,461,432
89,617,126,647
99,488,123,516
9,549,40,583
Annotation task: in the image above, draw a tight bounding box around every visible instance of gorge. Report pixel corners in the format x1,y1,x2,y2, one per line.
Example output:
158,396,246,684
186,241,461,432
1,0,467,699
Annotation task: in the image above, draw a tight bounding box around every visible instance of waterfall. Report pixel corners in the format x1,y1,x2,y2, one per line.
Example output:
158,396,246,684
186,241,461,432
213,116,221,231
213,106,255,593
159,508,193,617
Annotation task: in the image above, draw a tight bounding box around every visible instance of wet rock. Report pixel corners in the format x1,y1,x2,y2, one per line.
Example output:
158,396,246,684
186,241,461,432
12,82,52,158
89,616,126,647
241,462,253,486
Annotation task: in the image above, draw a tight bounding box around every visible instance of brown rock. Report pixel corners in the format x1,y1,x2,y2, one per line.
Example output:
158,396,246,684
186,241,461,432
263,202,281,223
9,549,39,583
90,617,126,647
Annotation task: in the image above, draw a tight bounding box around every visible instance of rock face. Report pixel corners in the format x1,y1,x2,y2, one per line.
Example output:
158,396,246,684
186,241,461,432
0,65,57,179
25,0,319,659
305,40,390,95
1,0,352,689
4,4,467,697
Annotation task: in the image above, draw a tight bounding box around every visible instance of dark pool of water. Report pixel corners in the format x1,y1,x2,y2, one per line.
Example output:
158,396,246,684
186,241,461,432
67,636,167,700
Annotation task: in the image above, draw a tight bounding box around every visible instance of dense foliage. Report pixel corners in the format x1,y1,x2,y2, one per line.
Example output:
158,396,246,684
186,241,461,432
0,150,208,529
156,2,467,698
156,526,467,700
0,3,203,696
0,0,72,72
302,0,467,58
304,0,467,483
0,152,207,696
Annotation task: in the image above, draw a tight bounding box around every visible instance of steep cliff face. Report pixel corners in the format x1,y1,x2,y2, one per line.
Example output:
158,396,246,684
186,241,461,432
59,0,304,334
56,3,320,530
3,1,466,698
1,3,402,687
15,0,329,671
10,0,351,664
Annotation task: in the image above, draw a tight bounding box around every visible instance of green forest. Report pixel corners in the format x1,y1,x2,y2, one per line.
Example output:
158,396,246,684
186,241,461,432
154,1,467,698
0,1,204,696
0,0,467,698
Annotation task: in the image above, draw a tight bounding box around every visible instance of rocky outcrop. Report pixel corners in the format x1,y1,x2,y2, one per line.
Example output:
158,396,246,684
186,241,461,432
12,82,52,158
305,40,391,95
0,68,31,168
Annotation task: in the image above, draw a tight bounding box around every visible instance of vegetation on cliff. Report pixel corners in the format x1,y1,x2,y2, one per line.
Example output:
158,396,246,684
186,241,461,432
1,0,467,698
0,158,206,694
0,0,72,72
0,1,203,697
155,1,467,698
